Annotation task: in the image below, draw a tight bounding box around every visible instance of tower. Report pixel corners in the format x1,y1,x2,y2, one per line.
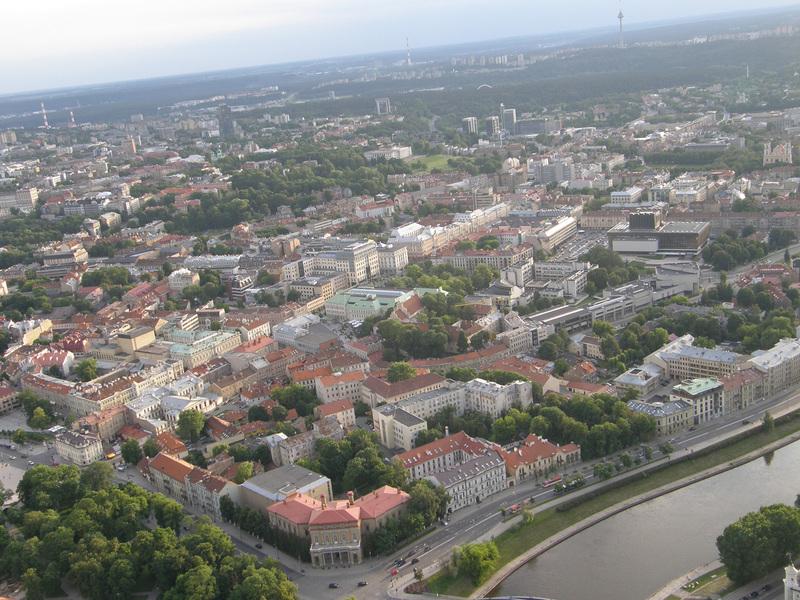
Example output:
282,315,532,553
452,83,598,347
406,37,411,67
618,1,624,49
218,104,234,139
69,110,76,127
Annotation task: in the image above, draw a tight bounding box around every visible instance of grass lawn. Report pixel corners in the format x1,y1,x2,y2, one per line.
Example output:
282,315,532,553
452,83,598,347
682,565,727,591
412,155,454,172
428,414,800,597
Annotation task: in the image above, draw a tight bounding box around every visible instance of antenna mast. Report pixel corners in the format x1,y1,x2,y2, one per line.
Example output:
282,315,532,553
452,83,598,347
406,37,411,66
618,0,624,49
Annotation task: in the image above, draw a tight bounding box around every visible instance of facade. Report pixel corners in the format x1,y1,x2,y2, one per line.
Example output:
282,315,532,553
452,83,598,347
312,398,356,432
627,398,693,437
613,363,664,398
55,431,104,466
427,450,507,514
361,373,447,408
394,430,491,482
720,368,765,413
496,434,580,486
314,371,367,404
265,486,410,567
670,378,725,424
749,338,800,396
376,245,409,274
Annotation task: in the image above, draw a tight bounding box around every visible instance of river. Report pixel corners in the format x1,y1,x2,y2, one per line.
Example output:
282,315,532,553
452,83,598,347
490,441,800,600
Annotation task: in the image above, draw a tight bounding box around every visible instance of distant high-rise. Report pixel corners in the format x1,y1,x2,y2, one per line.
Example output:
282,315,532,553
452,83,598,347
462,117,478,134
376,98,392,115
218,104,235,139
486,116,500,135
618,2,624,49
501,108,517,134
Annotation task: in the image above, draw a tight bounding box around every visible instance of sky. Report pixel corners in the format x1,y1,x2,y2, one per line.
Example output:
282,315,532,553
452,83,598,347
3,0,800,95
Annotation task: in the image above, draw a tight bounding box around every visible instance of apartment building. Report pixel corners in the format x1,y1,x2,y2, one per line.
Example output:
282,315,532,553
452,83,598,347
360,373,447,408
314,371,367,404
749,338,800,396
428,450,507,513
670,378,725,424
394,430,490,482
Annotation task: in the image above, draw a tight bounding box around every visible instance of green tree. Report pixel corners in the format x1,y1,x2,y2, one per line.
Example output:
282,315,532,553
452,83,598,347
592,320,615,338
176,409,206,443
164,564,217,600
407,481,441,526
153,495,185,533
212,444,230,457
553,359,570,377
79,462,115,492
252,445,272,468
457,541,500,584
659,442,674,457
121,439,143,465
736,287,755,307
538,341,558,361
143,438,159,458
471,330,491,350
30,406,51,430
75,358,98,382
387,361,417,383
22,567,45,600
415,429,443,447
457,330,469,353
762,411,775,434
234,462,255,484
717,504,800,585
12,427,27,445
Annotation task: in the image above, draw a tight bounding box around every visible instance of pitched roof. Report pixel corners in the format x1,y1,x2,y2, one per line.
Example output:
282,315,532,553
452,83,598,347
315,398,354,417
149,452,194,482
362,372,445,399
395,430,488,469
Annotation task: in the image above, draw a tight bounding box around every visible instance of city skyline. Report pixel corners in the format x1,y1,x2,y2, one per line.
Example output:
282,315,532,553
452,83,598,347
2,0,800,95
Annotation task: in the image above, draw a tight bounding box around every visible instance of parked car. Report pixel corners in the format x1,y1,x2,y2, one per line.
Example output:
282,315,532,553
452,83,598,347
328,583,339,589
391,570,398,576
743,420,751,425
357,581,368,587
255,543,262,549
411,558,420,564
27,460,35,466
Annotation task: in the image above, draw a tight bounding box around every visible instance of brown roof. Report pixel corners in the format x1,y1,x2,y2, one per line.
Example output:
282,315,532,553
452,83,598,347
362,372,445,400
149,453,194,482
395,431,488,469
315,398,354,416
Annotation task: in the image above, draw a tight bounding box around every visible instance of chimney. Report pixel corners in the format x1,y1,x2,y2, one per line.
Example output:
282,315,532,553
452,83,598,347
320,493,327,509
445,426,449,437
347,491,354,506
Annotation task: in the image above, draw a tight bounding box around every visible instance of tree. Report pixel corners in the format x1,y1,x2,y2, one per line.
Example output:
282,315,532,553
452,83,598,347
79,462,115,492
75,358,98,382
762,411,775,434
736,287,755,307
143,438,159,458
717,504,800,585
592,320,615,338
121,439,143,465
30,406,50,430
538,341,558,361
659,442,674,457
415,429,443,447
164,564,217,600
234,462,254,484
252,445,272,468
407,481,441,526
387,362,417,383
457,330,469,354
22,567,45,600
471,330,491,350
457,541,500,584
212,444,230,458
553,359,570,377
271,405,288,422
12,428,27,445
152,495,185,533
177,409,206,443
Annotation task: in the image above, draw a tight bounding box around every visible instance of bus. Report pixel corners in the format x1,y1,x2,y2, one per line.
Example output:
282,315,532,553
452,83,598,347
541,475,563,488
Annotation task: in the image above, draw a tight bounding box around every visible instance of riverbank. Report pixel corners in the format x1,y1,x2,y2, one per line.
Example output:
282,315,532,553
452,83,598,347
467,418,800,599
423,407,800,599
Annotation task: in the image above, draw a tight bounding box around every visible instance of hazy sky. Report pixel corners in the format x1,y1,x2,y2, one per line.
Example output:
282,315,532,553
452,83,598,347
3,0,800,95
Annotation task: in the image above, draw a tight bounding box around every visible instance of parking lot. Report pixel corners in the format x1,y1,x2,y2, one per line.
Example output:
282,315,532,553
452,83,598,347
553,231,608,262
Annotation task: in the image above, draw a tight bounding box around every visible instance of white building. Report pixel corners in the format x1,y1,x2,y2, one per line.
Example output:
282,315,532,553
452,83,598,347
427,449,507,514
55,431,104,466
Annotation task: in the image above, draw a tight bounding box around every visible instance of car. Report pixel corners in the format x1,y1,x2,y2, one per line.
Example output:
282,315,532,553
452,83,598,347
8,456,15,460
27,460,35,465
397,559,406,566
762,584,773,592
411,558,419,564
749,592,759,598
51,462,58,466
255,543,262,549
391,570,398,576
689,427,697,431
406,550,415,558
743,420,751,425
357,581,368,587
328,583,339,589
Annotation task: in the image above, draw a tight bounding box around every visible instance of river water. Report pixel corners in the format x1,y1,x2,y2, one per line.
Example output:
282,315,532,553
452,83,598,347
490,441,800,600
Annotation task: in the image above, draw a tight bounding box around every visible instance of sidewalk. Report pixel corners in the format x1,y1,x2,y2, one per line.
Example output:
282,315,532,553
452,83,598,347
644,560,723,600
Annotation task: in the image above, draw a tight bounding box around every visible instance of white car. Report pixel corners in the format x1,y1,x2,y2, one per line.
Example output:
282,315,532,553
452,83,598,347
27,460,35,466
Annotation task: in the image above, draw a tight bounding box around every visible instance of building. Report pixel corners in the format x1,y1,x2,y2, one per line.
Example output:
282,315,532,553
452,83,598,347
240,464,333,516
55,430,104,466
427,449,507,514
265,485,410,567
495,434,580,486
719,368,764,413
376,245,408,274
462,117,478,134
395,430,490,481
627,398,693,437
376,98,391,114
272,416,345,466
670,378,725,425
613,363,664,398
314,371,367,404
749,338,800,396
361,372,447,408
313,398,356,432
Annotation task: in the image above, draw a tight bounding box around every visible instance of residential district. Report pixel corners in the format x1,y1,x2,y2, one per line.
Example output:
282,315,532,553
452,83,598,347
5,23,800,600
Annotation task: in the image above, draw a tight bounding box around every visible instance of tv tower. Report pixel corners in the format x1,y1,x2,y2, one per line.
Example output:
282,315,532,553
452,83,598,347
618,0,624,49
69,110,76,127
40,101,49,129
406,37,411,66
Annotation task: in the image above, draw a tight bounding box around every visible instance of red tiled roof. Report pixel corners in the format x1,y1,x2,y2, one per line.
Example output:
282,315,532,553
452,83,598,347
149,453,194,482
